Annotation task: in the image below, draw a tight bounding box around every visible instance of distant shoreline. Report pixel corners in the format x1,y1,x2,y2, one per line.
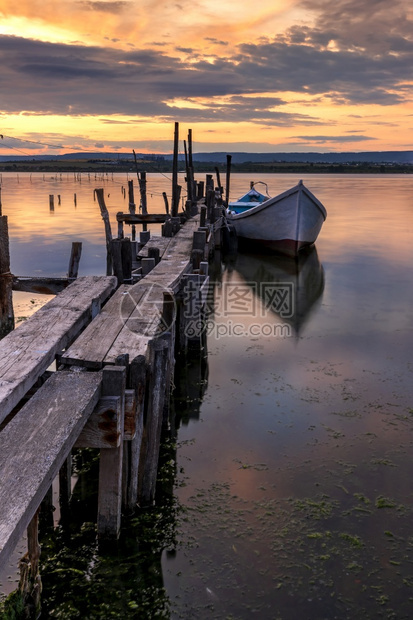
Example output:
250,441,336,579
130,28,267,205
0,160,412,175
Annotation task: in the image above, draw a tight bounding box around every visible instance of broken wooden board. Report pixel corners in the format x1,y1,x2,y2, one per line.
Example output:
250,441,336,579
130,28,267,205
0,276,116,423
0,370,102,568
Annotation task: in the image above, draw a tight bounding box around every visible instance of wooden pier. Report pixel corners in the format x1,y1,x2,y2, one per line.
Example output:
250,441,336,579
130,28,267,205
0,180,224,612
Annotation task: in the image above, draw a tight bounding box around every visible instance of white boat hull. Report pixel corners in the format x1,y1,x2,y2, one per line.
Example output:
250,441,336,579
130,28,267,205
227,181,327,257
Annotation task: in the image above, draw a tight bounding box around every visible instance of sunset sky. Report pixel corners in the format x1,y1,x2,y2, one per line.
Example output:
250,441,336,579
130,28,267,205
0,0,412,155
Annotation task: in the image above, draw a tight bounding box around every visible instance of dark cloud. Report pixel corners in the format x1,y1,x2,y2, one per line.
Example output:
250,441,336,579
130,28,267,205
204,37,228,46
294,135,376,143
77,1,129,13
0,0,412,128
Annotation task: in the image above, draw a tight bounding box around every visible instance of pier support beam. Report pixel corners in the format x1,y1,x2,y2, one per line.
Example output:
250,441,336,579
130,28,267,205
97,366,126,539
140,335,171,504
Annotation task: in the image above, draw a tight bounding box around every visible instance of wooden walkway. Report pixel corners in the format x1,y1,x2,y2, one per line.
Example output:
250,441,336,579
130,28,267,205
0,209,217,604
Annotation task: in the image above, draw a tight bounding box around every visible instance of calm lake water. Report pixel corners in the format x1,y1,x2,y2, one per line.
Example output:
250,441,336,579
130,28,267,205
1,172,413,618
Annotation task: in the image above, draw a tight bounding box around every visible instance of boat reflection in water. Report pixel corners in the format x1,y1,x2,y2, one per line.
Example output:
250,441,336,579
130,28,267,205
231,246,325,336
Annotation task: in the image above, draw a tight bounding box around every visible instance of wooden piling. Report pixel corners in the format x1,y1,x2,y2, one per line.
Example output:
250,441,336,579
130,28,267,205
162,191,169,214
49,195,54,211
97,366,126,539
128,180,136,214
67,242,82,279
225,154,232,207
171,122,179,217
19,508,42,618
95,188,113,276
0,213,14,338
140,335,171,504
126,354,147,511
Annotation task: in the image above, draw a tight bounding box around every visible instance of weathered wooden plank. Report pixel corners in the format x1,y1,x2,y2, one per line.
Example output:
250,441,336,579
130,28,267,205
0,276,116,423
117,213,169,224
61,284,149,369
0,370,102,568
12,276,69,295
74,396,122,448
137,236,172,259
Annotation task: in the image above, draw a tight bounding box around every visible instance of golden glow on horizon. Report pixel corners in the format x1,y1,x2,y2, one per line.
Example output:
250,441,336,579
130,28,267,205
0,0,412,154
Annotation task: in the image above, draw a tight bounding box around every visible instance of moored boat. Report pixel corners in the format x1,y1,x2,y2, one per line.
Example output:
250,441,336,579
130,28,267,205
226,180,327,257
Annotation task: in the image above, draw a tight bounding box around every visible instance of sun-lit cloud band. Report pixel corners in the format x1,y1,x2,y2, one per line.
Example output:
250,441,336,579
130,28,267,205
0,0,412,154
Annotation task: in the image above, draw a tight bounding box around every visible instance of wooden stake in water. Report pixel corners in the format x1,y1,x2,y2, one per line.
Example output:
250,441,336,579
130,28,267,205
0,214,15,338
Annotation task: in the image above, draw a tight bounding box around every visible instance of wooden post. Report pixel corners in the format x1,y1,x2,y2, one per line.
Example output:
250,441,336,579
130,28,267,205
148,246,160,265
97,366,126,539
206,188,215,222
206,174,214,193
128,180,136,214
126,355,147,511
49,195,54,211
59,455,72,522
128,180,136,241
67,241,82,279
162,191,169,214
197,181,204,200
0,214,14,338
19,508,42,618
111,238,132,284
121,237,132,283
225,154,232,207
139,230,151,246
95,188,113,276
200,206,207,228
171,121,179,217
111,239,123,284
215,167,223,198
140,335,171,504
138,171,148,215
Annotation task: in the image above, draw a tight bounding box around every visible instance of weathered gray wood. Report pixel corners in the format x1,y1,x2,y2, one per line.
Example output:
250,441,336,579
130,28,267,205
67,242,82,279
74,396,122,448
97,366,125,539
140,336,171,504
0,370,102,568
19,508,42,617
171,121,179,217
225,154,232,207
139,230,151,245
126,355,146,510
141,257,156,276
138,171,148,215
59,455,72,517
137,236,171,259
117,213,168,224
162,191,169,214
95,188,113,275
0,275,116,423
148,247,160,265
61,284,149,369
12,276,69,295
124,389,137,441
128,180,135,214
192,230,207,251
